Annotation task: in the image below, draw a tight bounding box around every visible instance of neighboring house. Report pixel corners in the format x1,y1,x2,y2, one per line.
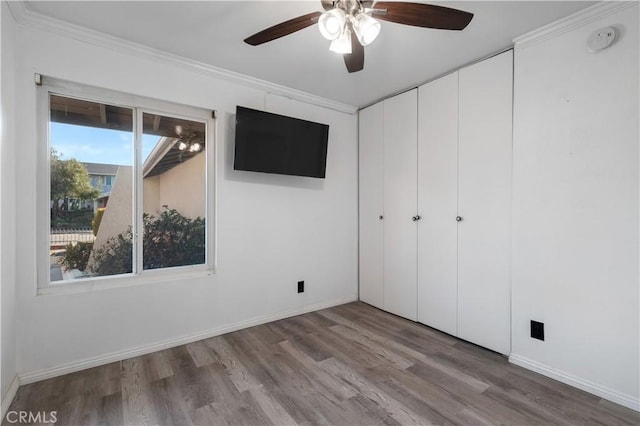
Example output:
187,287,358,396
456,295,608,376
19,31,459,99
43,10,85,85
83,162,119,211
55,162,119,213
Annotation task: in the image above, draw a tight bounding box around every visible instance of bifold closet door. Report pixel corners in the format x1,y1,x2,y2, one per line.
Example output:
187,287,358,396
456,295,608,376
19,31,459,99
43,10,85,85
383,89,418,321
417,72,459,336
457,51,513,355
358,103,384,309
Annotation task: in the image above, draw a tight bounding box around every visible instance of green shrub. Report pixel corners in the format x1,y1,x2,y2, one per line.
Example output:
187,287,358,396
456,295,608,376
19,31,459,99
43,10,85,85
89,208,205,276
51,209,94,229
92,208,106,236
143,209,205,270
60,241,93,272
90,230,133,276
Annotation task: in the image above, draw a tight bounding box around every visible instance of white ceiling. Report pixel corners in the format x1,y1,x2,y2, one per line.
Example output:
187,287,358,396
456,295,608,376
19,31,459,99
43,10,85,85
25,1,595,107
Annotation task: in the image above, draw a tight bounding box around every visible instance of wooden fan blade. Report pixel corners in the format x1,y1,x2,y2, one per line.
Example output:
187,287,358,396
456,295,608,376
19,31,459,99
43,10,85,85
373,2,473,30
244,11,322,46
344,35,365,73
321,1,334,11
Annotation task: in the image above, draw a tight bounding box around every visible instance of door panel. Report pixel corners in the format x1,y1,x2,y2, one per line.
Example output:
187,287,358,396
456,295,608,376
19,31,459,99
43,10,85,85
417,72,459,335
458,51,513,355
383,89,418,321
359,103,384,309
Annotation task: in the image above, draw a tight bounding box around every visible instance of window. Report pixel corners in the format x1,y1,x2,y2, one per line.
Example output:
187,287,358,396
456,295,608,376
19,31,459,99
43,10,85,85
40,78,214,288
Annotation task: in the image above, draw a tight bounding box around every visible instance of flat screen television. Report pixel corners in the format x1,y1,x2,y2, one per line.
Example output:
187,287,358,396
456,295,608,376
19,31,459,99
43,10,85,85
233,106,329,178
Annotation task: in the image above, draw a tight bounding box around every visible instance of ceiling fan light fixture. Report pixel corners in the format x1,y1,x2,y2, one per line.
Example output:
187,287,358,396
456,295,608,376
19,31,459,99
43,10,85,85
318,8,346,40
329,26,352,54
352,13,381,46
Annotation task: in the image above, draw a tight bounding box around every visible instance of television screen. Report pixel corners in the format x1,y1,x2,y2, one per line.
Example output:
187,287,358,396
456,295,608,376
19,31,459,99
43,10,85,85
233,106,329,178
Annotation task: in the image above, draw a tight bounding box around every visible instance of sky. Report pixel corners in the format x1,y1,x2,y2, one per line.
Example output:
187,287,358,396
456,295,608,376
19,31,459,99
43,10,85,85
51,122,160,166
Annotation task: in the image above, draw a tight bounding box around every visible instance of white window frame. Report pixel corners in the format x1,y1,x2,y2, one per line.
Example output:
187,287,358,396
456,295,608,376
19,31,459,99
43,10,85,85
37,77,216,295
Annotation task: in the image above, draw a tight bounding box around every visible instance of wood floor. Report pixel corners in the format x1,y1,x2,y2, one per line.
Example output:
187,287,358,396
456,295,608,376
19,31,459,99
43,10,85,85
4,302,638,425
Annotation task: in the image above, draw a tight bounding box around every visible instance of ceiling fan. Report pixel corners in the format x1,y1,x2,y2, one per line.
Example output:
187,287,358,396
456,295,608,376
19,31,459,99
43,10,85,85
244,1,474,73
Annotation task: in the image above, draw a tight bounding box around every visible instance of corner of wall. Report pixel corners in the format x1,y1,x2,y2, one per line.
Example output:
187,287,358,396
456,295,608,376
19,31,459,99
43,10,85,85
510,0,639,411
1,0,19,411
0,375,19,419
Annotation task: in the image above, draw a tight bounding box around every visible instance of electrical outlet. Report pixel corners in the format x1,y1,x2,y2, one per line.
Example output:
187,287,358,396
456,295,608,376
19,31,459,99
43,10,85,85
297,281,304,293
531,320,545,341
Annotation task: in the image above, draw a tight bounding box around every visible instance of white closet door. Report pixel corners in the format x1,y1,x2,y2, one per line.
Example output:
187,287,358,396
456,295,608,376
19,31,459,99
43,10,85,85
417,72,459,335
458,51,513,355
359,103,384,309
383,89,418,321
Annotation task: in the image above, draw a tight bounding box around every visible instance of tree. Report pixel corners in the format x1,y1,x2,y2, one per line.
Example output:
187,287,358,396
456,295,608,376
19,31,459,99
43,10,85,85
50,148,100,221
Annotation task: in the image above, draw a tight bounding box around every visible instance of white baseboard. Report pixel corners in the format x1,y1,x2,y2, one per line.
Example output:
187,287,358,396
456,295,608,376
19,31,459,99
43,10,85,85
1,375,20,419
19,296,357,385
509,354,639,412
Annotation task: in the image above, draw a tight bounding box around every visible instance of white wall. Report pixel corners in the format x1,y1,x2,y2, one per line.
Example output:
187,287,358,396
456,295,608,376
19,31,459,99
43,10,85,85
143,175,161,215
10,17,358,376
89,166,133,268
1,0,18,405
511,3,639,408
144,153,206,219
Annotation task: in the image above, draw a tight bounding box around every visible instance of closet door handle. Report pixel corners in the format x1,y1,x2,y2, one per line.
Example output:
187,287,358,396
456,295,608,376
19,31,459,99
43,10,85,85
456,216,463,222
379,215,384,220
412,215,421,221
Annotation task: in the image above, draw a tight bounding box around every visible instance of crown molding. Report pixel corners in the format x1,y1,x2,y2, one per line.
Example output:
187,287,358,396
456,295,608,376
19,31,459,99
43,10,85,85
513,1,637,50
5,2,358,114
5,0,26,21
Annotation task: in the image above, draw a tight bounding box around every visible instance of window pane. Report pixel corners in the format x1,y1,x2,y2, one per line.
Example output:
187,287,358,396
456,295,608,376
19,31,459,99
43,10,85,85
142,113,206,270
49,95,134,282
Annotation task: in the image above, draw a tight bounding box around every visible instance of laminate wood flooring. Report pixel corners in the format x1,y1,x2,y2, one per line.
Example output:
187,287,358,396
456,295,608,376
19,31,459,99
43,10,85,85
4,302,639,425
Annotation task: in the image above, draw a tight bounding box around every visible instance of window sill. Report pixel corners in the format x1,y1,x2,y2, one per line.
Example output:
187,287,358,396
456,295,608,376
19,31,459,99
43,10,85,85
37,266,215,296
